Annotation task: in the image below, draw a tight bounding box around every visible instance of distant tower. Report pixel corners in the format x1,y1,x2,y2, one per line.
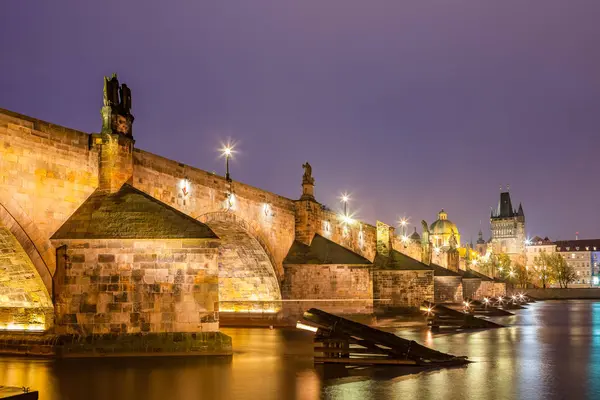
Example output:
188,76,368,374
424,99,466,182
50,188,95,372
475,227,487,256
490,187,525,258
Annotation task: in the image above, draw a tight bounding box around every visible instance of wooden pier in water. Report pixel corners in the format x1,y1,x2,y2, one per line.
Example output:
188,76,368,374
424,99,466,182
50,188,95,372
0,387,38,400
300,308,469,367
422,301,504,331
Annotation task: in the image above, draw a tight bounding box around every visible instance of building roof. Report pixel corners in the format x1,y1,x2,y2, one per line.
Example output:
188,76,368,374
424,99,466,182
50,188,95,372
530,236,554,245
491,191,524,219
555,239,600,252
410,227,421,241
51,184,217,240
430,209,459,237
374,250,433,271
283,234,371,265
430,263,462,277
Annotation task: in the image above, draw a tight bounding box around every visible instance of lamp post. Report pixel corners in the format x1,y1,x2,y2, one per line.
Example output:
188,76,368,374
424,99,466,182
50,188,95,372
398,217,409,236
220,144,234,181
341,193,350,216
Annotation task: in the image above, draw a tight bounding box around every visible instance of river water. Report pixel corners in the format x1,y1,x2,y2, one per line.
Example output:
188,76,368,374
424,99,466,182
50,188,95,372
1,300,599,400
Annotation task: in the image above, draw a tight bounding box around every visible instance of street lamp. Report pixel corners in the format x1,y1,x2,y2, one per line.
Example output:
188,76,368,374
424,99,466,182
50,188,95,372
398,217,409,236
340,193,350,216
220,143,235,181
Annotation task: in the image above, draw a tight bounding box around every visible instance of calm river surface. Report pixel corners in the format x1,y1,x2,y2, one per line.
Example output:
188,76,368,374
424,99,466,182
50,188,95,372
1,300,600,399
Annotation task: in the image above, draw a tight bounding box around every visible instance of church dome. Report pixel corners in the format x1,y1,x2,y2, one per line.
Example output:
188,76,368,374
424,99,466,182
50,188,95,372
429,209,459,236
410,227,421,241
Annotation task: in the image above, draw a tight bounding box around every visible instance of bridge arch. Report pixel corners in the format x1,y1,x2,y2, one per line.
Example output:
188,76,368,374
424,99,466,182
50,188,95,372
0,195,55,296
198,211,282,312
0,199,54,330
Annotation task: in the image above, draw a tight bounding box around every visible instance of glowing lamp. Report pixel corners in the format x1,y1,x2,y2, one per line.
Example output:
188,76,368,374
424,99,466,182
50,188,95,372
296,322,318,333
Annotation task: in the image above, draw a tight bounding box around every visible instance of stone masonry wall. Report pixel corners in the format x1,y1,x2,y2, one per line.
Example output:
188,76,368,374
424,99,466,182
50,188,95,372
462,279,506,300
462,278,483,300
373,270,434,310
0,110,99,282
392,237,422,261
51,238,220,335
294,200,378,263
132,149,296,278
434,276,463,303
282,264,373,316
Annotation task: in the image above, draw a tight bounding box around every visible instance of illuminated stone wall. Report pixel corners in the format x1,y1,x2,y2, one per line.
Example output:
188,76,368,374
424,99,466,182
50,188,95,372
51,238,220,335
0,225,53,330
392,236,422,261
132,149,296,279
282,264,373,315
373,270,434,310
0,110,99,284
294,199,378,263
462,279,506,300
434,276,463,303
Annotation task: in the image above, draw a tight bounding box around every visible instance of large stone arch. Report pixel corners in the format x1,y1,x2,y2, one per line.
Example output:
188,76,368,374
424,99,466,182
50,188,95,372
0,206,54,330
198,212,282,312
0,195,54,296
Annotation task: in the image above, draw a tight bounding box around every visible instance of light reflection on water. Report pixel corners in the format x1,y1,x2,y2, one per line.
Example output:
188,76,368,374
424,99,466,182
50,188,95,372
1,301,600,399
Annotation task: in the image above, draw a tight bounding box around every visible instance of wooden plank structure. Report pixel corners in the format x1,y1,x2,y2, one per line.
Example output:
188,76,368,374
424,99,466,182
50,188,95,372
301,308,469,367
464,299,514,316
0,386,38,400
422,301,504,331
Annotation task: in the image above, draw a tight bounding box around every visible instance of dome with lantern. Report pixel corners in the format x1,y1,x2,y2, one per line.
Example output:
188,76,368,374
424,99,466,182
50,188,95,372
429,209,461,248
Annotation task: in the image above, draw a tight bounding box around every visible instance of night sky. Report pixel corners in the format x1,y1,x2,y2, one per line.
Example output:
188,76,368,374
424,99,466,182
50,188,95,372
2,0,600,242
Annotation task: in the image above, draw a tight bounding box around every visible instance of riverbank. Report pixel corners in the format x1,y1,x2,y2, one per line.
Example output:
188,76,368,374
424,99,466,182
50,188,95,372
520,288,600,300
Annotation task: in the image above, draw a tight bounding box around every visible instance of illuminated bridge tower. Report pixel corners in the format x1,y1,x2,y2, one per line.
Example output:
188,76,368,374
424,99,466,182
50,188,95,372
490,186,525,260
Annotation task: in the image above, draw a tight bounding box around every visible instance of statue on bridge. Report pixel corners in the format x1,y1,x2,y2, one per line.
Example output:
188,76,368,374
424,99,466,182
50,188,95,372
101,73,134,136
448,229,458,250
300,162,316,201
421,220,432,266
302,162,314,185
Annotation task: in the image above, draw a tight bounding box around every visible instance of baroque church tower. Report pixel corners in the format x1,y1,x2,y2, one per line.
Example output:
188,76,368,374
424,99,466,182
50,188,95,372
490,186,525,259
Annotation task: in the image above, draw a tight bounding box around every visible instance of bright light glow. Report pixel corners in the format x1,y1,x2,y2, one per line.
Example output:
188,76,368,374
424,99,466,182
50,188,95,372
219,142,236,158
434,246,441,254
401,235,409,243
340,214,355,225
471,259,478,266
483,297,490,303
323,220,331,236
219,308,278,314
498,267,504,272
0,323,45,332
497,296,504,303
398,216,410,227
296,322,318,333
223,193,236,211
340,192,351,203
263,203,272,218
509,271,515,277
525,238,532,246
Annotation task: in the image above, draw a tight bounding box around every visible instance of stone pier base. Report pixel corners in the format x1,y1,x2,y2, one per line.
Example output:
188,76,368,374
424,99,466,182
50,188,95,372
0,331,232,358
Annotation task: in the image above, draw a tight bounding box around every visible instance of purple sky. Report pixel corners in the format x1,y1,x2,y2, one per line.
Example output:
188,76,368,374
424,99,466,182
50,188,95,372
2,0,600,242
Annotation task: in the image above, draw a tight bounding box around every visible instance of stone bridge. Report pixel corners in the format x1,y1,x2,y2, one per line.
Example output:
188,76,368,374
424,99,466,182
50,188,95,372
0,77,504,342
0,104,386,333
